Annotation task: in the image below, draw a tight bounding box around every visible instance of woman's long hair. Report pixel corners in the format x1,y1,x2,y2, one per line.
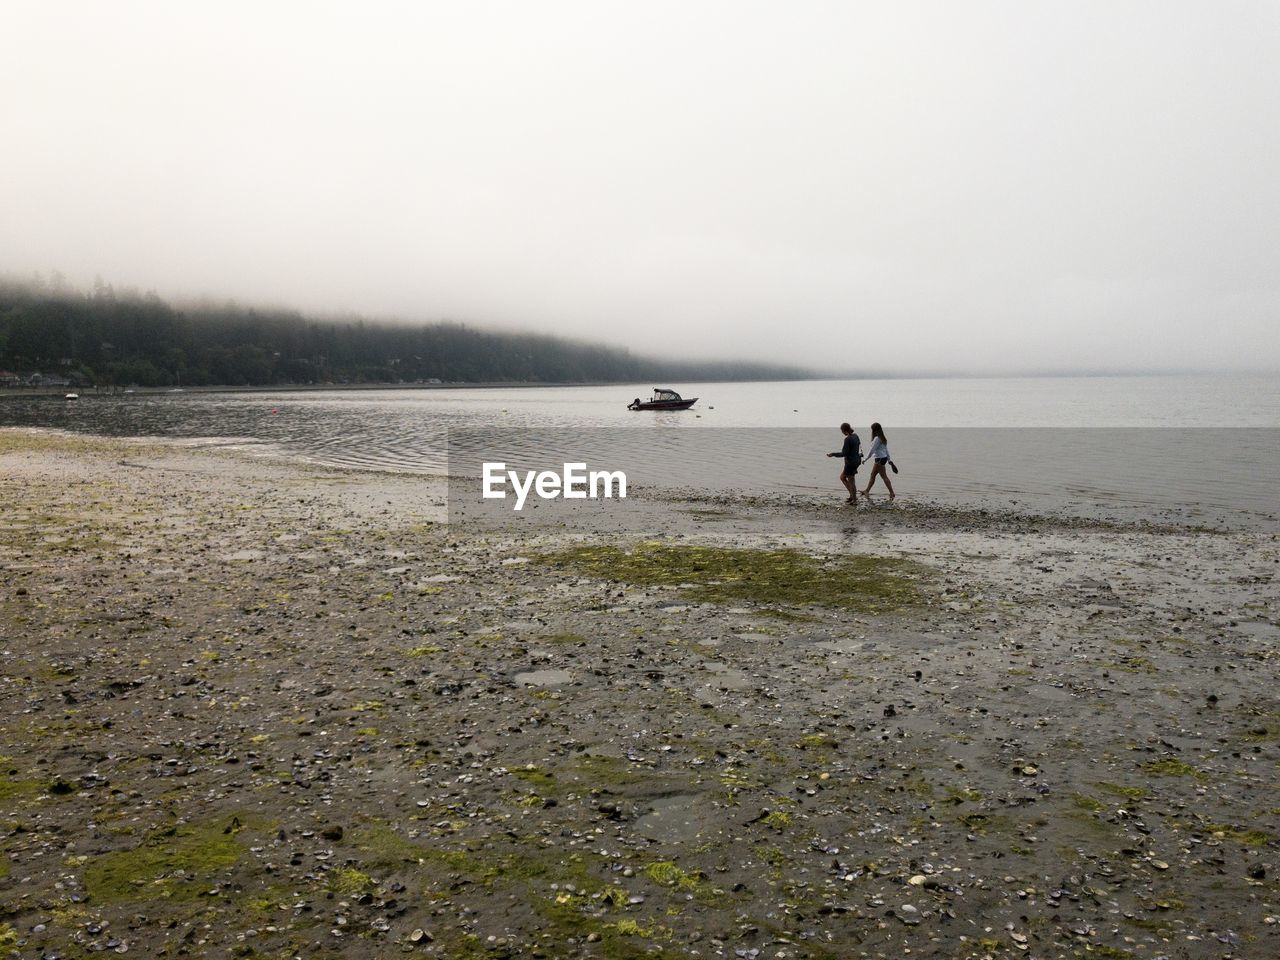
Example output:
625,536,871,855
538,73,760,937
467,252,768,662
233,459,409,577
870,422,886,443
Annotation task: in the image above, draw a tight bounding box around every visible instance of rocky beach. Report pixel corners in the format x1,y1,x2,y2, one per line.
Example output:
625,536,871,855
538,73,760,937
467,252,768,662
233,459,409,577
1,428,1277,960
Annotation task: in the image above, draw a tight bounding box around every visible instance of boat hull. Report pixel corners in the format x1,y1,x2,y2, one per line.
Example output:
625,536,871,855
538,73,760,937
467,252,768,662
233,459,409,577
627,398,698,411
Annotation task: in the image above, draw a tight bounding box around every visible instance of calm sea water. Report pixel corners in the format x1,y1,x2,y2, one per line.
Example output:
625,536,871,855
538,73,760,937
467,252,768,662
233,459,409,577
3,375,1277,528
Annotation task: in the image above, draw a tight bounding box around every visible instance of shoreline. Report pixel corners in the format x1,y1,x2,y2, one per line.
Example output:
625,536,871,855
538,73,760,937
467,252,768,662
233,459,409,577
4,424,1267,538
1,428,1277,959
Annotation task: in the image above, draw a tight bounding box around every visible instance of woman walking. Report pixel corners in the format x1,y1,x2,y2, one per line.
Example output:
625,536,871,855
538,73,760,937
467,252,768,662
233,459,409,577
862,422,895,499
826,422,862,503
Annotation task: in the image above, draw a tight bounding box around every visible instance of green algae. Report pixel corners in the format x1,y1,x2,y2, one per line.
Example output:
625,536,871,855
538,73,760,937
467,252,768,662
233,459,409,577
353,826,687,948
349,819,664,951
1097,782,1147,801
350,823,426,868
1203,823,1271,846
1141,759,1208,781
351,822,485,876
1241,722,1279,742
644,860,705,890
796,732,837,751
534,900,665,960
83,817,256,903
0,775,43,802
0,770,78,804
572,754,648,787
609,918,652,936
329,867,377,893
1101,655,1157,674
512,765,557,790
904,778,934,798
537,542,926,612
957,812,1014,835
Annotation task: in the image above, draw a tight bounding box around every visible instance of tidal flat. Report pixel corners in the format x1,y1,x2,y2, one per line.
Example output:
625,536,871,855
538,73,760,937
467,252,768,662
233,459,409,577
0,428,1277,959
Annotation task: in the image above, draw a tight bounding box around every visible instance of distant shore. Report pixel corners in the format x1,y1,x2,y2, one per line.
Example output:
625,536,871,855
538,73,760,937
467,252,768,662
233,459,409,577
0,377,823,398
7,370,1262,400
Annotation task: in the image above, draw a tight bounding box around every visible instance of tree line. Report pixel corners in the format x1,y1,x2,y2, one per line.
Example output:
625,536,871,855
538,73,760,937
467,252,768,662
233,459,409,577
0,276,807,388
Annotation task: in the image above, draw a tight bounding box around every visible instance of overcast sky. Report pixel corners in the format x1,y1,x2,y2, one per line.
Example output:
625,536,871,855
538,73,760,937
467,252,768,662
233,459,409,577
2,1,1278,374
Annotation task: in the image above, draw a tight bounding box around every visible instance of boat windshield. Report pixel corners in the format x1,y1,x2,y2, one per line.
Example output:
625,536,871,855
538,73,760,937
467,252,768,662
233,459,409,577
653,389,681,401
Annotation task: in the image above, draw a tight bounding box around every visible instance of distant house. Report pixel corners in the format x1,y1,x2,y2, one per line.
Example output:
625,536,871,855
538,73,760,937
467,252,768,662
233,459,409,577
0,371,18,386
30,373,71,387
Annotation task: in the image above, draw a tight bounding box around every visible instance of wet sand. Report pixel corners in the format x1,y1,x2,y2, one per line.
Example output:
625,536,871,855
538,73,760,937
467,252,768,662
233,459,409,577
1,428,1277,959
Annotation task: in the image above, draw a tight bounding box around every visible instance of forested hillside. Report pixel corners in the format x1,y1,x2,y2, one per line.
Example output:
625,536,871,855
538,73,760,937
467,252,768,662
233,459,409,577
0,277,807,387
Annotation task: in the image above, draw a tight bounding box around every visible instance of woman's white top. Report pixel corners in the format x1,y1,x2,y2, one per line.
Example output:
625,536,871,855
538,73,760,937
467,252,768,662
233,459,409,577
868,437,889,460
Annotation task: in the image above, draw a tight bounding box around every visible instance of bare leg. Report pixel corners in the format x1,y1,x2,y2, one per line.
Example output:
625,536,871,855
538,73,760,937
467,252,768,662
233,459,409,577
840,470,856,502
883,469,895,499
862,465,880,495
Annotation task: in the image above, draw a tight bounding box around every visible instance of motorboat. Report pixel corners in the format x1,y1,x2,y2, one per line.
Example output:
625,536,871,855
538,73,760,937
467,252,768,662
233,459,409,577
64,393,79,400
627,388,698,411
